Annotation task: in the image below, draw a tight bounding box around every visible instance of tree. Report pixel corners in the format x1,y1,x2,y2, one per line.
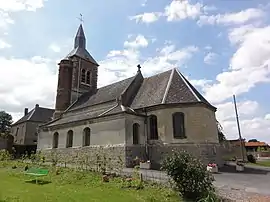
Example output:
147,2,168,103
248,139,258,142
216,120,226,142
0,111,13,135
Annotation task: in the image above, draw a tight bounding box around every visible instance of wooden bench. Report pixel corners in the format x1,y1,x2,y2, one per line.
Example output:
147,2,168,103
25,168,49,184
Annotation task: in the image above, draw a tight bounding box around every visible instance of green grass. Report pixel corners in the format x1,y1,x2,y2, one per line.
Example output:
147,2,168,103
0,163,181,202
251,160,270,167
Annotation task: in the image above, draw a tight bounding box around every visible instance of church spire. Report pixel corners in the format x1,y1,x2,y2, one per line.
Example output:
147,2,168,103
74,24,86,49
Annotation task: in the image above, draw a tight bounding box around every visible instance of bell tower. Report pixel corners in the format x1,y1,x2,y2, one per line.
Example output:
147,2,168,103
66,24,99,104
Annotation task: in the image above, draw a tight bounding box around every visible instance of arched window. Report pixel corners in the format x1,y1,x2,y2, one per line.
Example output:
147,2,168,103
133,123,139,145
86,71,91,85
149,115,158,140
172,112,186,139
81,69,86,83
83,127,91,146
66,130,73,148
52,132,59,148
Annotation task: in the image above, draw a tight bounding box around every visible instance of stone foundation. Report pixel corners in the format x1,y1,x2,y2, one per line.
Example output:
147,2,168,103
147,143,223,169
39,146,126,170
39,143,223,170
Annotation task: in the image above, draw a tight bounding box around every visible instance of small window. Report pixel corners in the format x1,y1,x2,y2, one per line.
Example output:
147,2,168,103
149,115,158,140
133,123,139,145
52,132,59,148
83,127,91,146
81,69,86,83
86,71,91,85
172,112,186,139
66,130,73,148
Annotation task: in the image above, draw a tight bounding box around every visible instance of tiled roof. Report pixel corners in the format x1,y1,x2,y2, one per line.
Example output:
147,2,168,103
12,106,54,126
131,68,215,109
245,142,269,147
45,68,215,127
69,76,135,111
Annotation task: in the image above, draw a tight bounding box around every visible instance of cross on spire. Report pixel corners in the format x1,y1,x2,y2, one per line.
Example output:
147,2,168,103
77,13,84,23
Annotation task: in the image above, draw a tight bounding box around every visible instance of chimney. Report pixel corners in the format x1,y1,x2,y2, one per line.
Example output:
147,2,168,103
24,108,28,116
35,104,39,108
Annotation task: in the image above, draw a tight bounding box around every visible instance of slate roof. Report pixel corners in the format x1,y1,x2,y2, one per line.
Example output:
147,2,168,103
12,106,54,126
69,76,135,111
44,68,215,127
66,24,98,66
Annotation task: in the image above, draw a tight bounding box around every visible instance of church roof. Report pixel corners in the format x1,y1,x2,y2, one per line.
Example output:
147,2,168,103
69,68,215,112
65,24,98,66
12,105,54,126
44,68,215,127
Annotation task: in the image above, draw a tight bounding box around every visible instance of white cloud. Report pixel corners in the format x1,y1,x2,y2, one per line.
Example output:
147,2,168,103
98,41,198,87
0,0,45,12
0,11,14,29
0,39,11,49
216,100,259,122
203,25,270,104
0,57,57,121
204,52,218,65
124,35,149,49
49,43,61,53
165,0,203,21
198,8,264,26
216,100,270,143
129,12,162,24
265,114,270,120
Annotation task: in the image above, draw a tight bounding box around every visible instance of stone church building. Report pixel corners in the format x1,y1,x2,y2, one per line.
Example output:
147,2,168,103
38,24,221,168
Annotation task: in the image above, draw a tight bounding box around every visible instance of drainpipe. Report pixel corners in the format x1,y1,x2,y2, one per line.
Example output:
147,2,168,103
143,107,149,160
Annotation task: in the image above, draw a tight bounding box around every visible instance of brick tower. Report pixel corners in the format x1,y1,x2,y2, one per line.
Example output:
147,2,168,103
53,59,73,119
53,24,99,118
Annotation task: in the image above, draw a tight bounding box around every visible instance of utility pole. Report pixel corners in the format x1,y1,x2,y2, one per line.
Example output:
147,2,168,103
233,94,245,162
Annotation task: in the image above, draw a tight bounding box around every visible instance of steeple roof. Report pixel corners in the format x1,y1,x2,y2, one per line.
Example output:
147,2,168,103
66,24,98,66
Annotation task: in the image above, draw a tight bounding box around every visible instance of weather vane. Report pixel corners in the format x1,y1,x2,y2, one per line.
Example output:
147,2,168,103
77,13,84,23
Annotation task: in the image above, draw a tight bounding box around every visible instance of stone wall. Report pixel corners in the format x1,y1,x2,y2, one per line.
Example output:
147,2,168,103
11,122,26,145
40,145,126,169
148,106,219,144
147,143,222,169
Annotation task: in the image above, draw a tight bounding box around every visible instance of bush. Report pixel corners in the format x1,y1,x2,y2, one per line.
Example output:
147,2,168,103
161,150,215,201
247,154,256,163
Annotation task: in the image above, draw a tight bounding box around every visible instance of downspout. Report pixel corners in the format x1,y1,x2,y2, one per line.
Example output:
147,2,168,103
143,107,149,160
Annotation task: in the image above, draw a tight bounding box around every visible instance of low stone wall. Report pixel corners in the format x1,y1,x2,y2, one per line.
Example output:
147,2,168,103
148,143,222,169
39,145,126,169
39,143,223,170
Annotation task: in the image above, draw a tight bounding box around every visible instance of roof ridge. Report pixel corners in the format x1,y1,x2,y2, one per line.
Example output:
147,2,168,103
162,68,175,104
26,108,36,121
175,68,201,102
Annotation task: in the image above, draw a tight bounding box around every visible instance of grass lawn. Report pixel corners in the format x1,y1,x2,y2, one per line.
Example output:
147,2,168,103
0,163,181,202
251,160,270,167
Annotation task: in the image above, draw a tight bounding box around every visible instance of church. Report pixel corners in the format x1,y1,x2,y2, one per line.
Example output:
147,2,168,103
37,24,222,169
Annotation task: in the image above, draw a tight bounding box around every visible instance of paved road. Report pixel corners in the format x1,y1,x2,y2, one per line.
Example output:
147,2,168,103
123,165,270,196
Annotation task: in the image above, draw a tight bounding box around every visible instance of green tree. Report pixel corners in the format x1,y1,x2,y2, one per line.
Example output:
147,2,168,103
0,111,13,134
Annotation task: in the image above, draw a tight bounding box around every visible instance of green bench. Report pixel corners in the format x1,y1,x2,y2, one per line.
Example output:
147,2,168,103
25,168,49,184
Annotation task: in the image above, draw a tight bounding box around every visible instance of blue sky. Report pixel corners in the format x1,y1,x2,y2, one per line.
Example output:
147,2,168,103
0,0,269,143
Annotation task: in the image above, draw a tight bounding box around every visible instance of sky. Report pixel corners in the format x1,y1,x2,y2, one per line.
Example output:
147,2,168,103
0,0,269,143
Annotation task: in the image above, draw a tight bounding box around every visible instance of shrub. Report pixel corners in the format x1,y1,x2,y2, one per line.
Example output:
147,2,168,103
161,150,215,201
247,154,256,163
